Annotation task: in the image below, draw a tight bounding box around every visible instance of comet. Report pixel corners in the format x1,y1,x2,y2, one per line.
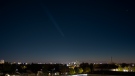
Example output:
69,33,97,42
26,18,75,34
40,1,64,37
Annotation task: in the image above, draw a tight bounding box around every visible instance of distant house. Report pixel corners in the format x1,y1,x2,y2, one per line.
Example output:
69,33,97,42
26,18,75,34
5,72,20,76
28,73,36,76
37,71,44,76
94,64,118,71
21,73,36,76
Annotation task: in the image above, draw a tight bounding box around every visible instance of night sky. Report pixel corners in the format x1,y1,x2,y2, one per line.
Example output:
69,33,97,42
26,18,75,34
0,0,135,63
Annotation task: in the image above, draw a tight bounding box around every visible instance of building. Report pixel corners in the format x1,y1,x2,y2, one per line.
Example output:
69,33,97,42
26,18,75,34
67,60,80,68
0,60,4,64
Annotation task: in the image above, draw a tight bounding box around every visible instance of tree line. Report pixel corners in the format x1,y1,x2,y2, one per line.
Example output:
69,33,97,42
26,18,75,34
0,62,135,75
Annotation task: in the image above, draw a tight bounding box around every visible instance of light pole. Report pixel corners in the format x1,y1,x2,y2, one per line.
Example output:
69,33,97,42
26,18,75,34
51,68,55,76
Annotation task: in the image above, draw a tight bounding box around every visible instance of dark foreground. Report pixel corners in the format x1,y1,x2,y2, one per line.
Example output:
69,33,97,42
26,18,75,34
90,71,135,76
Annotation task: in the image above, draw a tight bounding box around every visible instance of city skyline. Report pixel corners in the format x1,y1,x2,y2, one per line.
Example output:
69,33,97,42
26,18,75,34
0,0,135,63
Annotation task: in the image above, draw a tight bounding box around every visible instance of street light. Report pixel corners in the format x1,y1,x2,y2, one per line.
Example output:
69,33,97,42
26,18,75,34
51,68,55,76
